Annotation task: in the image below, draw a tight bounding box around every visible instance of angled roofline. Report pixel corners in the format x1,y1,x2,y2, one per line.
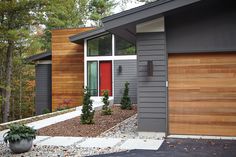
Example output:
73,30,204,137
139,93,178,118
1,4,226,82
102,0,172,23
26,51,51,62
69,0,203,43
102,0,202,30
69,27,107,43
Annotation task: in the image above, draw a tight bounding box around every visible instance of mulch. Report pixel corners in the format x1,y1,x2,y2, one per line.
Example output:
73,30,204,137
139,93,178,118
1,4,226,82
38,106,137,137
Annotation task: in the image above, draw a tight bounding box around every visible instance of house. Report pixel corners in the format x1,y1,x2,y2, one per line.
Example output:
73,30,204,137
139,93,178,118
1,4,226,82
29,0,236,137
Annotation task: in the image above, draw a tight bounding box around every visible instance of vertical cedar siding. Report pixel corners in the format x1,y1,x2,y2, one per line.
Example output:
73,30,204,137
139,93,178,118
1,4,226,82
35,64,52,115
114,60,137,104
51,28,94,111
137,32,167,132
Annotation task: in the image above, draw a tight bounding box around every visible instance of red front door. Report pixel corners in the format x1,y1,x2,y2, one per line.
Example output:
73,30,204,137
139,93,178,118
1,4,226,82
99,61,112,96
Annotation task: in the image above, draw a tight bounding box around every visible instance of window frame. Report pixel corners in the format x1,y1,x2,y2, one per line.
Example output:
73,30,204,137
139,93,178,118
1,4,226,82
87,34,112,57
87,61,98,96
114,36,136,56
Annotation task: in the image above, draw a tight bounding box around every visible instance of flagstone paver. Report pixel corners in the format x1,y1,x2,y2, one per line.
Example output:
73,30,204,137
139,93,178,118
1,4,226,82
33,136,51,144
37,136,84,146
77,138,123,148
119,139,164,150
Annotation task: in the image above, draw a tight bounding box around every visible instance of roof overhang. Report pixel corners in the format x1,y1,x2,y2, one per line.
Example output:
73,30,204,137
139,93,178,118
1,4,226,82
101,0,202,43
102,0,201,30
26,52,51,63
69,0,203,44
69,27,107,44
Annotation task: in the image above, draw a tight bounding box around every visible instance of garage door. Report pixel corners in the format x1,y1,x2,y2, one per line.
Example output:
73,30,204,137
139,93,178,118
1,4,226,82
168,53,236,136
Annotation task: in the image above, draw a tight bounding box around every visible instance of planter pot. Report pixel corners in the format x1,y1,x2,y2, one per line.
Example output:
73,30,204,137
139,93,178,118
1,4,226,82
9,139,33,154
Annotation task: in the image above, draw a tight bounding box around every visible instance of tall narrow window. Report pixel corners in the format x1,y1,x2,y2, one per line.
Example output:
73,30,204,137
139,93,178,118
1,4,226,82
87,61,98,96
87,34,112,56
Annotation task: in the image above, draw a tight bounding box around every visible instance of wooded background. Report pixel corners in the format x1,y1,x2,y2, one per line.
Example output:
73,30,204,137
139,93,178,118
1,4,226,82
0,0,150,123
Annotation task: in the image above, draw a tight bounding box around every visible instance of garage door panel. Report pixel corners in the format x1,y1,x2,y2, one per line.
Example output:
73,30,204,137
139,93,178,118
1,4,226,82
168,53,236,136
170,123,236,136
169,73,236,79
169,53,236,64
169,91,236,101
169,102,236,110
170,113,236,124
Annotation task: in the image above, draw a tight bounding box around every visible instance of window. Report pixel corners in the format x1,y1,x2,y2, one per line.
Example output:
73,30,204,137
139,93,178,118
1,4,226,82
115,36,136,55
87,34,112,56
87,61,98,96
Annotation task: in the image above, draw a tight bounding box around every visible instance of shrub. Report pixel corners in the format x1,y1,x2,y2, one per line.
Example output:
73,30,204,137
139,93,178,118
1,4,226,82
80,87,95,124
56,99,72,111
3,124,37,143
120,82,132,110
42,108,50,114
101,90,112,115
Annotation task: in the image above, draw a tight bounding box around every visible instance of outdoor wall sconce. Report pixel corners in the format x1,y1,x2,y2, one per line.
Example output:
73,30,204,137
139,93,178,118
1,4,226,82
118,65,122,74
147,61,153,76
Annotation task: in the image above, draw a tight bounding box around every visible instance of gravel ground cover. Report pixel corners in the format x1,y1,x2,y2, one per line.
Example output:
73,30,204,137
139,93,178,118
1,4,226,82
0,141,126,157
38,106,137,137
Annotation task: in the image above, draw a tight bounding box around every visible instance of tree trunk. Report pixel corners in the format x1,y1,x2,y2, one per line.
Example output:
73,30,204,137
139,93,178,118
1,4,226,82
19,71,22,119
3,41,13,123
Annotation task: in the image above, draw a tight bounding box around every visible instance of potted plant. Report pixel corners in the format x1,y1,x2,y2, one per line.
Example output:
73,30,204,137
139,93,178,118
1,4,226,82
3,124,37,154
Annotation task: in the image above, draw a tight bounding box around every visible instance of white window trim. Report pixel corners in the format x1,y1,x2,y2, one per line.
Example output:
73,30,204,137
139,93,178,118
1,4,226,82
84,34,137,100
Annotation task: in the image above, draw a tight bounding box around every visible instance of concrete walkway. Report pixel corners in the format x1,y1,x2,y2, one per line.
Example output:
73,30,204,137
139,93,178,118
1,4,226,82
0,101,103,142
27,101,103,130
34,136,164,150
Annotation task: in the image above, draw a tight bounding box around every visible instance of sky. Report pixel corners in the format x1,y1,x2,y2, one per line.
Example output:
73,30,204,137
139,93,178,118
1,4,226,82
85,0,145,26
114,0,145,13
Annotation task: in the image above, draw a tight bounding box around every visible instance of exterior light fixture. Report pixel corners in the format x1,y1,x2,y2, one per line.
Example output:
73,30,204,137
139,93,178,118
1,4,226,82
147,61,153,76
118,65,122,74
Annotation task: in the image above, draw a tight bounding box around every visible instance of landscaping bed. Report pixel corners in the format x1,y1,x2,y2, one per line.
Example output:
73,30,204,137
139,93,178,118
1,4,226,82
38,106,137,137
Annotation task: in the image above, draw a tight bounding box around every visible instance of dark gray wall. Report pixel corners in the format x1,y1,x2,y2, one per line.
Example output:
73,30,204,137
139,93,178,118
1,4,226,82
114,60,137,104
137,32,167,132
35,64,52,115
166,0,236,53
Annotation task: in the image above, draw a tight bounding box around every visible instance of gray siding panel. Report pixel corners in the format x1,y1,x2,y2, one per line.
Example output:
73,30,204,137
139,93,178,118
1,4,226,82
35,64,52,115
166,1,236,53
139,118,166,132
114,60,137,104
137,32,167,132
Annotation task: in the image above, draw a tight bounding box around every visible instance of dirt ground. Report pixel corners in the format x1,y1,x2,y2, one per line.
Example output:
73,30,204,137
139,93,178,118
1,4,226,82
38,106,137,137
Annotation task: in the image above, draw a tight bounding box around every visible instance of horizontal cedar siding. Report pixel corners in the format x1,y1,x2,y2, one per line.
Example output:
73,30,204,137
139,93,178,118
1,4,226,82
137,32,167,132
51,28,94,111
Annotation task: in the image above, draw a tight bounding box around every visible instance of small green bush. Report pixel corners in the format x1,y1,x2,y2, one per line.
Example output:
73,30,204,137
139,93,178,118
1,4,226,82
120,82,132,110
3,124,36,143
80,87,95,124
42,108,50,114
101,90,112,115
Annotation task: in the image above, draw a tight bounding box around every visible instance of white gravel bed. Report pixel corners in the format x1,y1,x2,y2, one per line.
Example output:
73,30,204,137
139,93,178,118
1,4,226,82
99,114,138,139
0,141,126,157
99,114,161,140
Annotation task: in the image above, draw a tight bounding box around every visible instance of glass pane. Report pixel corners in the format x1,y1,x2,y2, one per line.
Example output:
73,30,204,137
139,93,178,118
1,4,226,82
87,34,112,56
87,61,98,96
115,36,136,55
